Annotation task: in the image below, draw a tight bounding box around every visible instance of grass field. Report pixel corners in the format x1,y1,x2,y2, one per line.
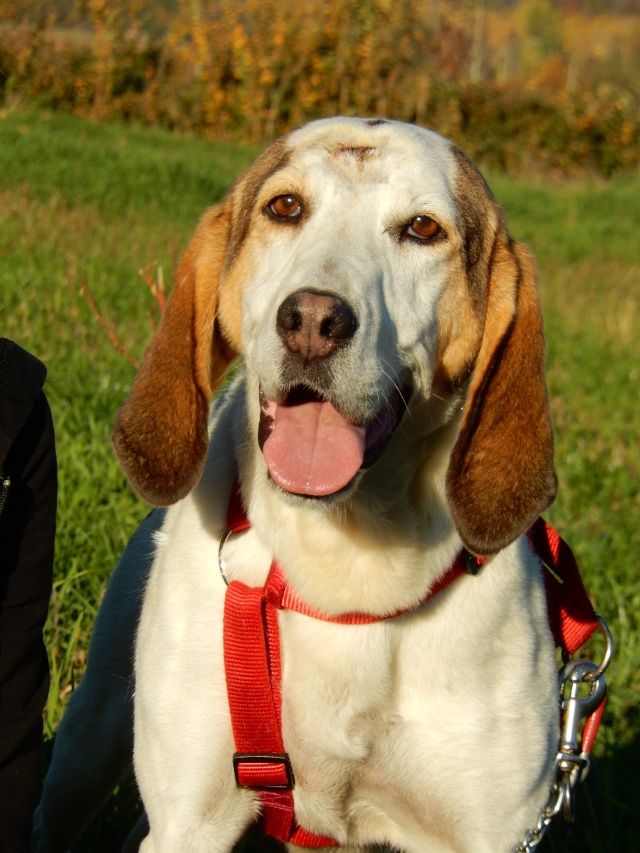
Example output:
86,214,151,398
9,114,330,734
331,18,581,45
0,106,638,852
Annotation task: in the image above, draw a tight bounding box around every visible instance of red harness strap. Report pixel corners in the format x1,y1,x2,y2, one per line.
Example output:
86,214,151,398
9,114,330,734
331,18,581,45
527,518,599,656
222,484,601,847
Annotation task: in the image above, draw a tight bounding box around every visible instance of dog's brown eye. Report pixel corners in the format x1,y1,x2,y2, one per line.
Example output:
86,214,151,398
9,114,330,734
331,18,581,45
406,216,441,241
268,194,302,220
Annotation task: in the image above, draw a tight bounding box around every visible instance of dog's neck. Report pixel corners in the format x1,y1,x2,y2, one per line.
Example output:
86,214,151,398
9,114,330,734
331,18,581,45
232,380,466,617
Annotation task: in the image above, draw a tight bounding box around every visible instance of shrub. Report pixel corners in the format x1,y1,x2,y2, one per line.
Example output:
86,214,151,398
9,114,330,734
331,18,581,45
0,0,637,177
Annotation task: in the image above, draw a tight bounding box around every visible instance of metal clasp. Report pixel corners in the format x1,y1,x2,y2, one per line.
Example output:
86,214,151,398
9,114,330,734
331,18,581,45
558,659,607,758
555,662,604,821
554,615,613,823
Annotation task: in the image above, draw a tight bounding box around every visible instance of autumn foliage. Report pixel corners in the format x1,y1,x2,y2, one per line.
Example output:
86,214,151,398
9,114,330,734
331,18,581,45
1,0,638,176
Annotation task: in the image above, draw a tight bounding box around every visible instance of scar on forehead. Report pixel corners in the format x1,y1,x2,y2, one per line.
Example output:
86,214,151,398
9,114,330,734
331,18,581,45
332,145,378,162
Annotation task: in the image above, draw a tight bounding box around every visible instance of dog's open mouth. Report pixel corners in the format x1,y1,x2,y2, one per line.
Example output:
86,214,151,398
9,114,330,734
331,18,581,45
258,385,408,497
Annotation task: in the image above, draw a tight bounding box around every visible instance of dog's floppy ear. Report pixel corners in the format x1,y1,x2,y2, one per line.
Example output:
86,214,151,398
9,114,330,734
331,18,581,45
446,234,557,555
113,204,236,505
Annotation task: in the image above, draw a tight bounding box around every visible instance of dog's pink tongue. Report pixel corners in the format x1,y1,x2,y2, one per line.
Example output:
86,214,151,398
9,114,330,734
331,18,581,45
263,399,365,496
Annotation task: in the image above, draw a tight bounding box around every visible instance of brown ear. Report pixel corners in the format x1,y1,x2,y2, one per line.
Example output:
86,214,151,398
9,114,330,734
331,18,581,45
446,236,557,555
113,204,236,505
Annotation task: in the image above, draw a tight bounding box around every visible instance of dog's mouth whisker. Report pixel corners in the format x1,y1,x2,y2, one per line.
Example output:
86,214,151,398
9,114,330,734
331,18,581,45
379,362,411,412
429,392,447,404
258,382,411,498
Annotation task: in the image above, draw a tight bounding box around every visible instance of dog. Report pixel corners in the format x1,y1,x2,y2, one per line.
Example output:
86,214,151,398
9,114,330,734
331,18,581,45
34,117,560,852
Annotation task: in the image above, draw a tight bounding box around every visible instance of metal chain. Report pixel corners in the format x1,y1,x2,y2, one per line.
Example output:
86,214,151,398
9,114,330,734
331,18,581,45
516,780,565,852
515,761,582,852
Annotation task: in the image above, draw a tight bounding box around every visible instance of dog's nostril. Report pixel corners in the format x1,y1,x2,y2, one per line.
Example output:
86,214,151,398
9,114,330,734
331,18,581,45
277,300,303,333
277,290,357,361
322,301,357,341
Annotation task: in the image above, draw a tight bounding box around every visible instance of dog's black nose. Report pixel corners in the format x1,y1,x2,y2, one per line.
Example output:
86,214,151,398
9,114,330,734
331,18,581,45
276,291,357,362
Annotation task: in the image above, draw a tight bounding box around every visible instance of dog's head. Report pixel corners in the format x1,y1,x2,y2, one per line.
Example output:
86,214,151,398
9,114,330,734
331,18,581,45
113,118,556,556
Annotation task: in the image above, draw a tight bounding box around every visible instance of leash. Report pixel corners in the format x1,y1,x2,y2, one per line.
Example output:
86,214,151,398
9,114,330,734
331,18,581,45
221,482,612,849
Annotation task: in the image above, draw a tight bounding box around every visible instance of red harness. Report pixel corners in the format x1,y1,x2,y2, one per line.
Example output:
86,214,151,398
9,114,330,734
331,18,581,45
222,483,602,847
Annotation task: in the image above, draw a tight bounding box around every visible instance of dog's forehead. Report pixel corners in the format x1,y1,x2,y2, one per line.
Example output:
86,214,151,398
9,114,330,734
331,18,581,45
287,117,455,164
282,118,458,199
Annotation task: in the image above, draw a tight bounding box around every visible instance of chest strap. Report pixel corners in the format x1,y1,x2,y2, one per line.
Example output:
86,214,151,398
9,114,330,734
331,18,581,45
222,483,600,847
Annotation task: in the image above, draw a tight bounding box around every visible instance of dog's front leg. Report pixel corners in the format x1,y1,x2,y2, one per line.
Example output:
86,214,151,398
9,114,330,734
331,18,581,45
137,792,257,853
135,780,258,852
134,713,260,852
133,530,260,852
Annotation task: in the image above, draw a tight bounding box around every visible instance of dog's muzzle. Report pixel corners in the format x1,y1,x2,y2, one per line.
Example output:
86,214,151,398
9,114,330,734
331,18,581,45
258,288,409,497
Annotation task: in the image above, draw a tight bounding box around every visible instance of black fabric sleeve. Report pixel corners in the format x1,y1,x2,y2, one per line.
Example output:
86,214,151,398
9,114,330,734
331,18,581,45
0,341,56,851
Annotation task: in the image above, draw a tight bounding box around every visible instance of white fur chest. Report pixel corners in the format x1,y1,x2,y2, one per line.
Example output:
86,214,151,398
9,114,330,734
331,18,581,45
276,541,558,851
138,504,558,852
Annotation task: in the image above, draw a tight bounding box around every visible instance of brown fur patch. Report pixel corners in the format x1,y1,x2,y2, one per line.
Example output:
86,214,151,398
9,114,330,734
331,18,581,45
450,146,500,313
217,250,252,354
433,255,484,394
434,145,500,392
225,138,291,270
112,204,236,506
446,239,556,554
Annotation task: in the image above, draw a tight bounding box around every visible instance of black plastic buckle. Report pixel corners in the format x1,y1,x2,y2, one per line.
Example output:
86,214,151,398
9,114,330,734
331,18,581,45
463,550,482,575
233,752,295,790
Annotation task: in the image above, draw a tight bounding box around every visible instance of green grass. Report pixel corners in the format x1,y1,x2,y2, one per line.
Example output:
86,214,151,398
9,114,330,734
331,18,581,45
0,106,257,724
0,105,638,852
490,171,640,852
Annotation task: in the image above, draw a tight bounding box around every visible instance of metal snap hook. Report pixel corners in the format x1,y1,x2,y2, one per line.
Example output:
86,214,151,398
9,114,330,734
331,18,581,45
558,659,607,757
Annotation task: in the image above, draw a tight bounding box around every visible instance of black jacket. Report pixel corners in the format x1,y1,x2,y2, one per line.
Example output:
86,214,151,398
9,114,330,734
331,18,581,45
0,340,56,851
